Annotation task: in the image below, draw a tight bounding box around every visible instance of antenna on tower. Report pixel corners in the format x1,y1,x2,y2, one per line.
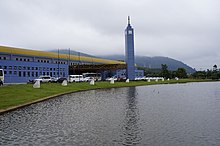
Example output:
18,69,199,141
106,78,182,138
128,16,130,25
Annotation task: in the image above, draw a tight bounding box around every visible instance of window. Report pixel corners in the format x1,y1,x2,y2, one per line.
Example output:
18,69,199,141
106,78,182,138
9,66,12,70
4,66,7,69
19,71,21,77
23,72,26,77
47,61,49,63
18,66,22,70
32,72,34,77
24,59,26,61
0,57,1,60
32,67,34,70
23,66,26,70
27,72,30,77
27,67,30,70
14,71,17,75
36,67,38,70
16,58,18,61
9,71,12,74
4,71,7,74
14,66,17,70
27,59,30,61
36,72,38,77
20,58,22,61
4,57,6,60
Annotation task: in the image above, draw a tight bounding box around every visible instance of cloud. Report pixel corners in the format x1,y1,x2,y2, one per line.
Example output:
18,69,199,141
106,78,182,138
0,0,220,70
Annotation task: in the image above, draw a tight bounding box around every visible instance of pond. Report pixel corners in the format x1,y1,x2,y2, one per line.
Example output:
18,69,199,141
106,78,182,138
1,82,220,145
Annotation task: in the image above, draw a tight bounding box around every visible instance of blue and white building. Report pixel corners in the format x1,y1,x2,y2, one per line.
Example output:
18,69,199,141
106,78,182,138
125,16,135,80
0,46,124,83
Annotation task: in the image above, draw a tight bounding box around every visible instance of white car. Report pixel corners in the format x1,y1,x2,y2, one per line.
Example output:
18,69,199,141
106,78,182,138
106,76,118,81
34,76,52,83
69,75,85,82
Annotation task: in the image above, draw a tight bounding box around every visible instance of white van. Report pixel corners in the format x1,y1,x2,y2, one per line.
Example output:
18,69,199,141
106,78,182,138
69,75,84,82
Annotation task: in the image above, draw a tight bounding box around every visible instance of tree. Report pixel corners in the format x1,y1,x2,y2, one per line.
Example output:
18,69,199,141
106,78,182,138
192,71,206,79
176,68,187,78
160,64,170,79
213,64,217,71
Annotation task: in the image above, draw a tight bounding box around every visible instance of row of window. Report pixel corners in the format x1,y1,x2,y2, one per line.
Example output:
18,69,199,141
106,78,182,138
16,58,31,62
0,56,68,64
4,70,66,77
0,65,65,71
15,57,67,64
0,56,89,65
0,57,7,60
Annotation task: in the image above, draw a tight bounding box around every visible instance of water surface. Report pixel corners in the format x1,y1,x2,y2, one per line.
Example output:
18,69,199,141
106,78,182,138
1,82,220,145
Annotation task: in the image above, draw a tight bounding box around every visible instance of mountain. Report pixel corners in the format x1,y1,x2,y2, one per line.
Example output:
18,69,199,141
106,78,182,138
50,49,94,57
99,55,196,73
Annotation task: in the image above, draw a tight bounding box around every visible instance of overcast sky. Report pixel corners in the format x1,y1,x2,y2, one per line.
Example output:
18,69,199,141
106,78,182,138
0,0,219,70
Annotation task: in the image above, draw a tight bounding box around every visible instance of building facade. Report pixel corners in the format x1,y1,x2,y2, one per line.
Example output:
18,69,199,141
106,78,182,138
0,46,124,83
125,16,135,80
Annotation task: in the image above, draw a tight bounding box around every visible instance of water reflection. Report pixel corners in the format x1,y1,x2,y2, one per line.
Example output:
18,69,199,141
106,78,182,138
119,87,142,145
1,82,220,145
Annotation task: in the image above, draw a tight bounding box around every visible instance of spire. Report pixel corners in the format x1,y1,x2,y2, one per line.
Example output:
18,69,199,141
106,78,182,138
128,16,130,25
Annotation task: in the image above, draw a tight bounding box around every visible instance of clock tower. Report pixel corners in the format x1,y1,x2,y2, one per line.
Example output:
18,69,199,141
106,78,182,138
125,16,135,80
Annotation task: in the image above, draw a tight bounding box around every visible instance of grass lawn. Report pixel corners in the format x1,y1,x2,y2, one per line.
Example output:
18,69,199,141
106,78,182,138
0,79,212,112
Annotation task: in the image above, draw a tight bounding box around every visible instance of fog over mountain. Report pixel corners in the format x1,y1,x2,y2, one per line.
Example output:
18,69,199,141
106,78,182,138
51,49,195,73
100,55,196,73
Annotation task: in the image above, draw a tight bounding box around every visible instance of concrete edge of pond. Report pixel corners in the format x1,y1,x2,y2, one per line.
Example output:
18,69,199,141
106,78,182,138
0,86,127,114
0,88,100,115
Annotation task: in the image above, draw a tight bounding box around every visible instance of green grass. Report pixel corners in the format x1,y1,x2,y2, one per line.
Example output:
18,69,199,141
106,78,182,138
0,79,212,111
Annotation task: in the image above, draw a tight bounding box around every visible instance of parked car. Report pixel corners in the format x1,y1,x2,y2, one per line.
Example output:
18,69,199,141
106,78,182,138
34,76,52,83
68,75,85,82
57,77,68,83
83,77,94,82
51,77,58,83
106,76,118,81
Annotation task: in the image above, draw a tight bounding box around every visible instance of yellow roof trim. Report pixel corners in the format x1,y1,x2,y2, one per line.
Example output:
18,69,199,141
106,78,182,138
0,46,125,64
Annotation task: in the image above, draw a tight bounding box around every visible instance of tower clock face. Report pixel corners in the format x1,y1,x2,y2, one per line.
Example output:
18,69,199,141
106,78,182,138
128,30,132,34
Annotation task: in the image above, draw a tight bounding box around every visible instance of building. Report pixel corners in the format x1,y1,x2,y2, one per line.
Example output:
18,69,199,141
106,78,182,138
125,16,135,80
0,46,125,83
